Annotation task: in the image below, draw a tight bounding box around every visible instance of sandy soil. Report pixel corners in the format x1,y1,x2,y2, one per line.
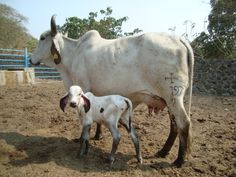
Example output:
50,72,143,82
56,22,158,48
0,81,235,177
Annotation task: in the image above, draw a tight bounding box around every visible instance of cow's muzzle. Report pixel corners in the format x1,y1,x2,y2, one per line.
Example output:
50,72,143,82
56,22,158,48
29,59,40,66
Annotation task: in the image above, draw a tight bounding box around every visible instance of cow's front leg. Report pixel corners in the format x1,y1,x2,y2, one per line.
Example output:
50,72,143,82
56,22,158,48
77,124,91,158
94,123,103,140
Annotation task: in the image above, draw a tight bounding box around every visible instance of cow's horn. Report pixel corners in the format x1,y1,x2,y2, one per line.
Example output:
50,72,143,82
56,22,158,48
51,15,57,36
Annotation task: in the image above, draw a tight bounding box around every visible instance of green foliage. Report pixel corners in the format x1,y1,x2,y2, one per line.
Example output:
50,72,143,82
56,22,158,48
191,0,236,59
60,7,142,39
0,3,37,52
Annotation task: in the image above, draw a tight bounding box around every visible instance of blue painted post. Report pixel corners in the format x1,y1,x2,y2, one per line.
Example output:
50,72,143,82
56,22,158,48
24,48,28,68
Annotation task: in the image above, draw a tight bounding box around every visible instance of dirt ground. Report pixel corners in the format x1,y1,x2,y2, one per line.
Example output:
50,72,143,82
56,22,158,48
0,81,235,177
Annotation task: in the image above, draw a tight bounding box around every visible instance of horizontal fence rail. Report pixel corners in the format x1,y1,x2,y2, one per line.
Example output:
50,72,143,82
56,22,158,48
0,48,61,80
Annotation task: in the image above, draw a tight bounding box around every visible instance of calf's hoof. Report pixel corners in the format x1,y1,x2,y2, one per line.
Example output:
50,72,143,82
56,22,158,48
138,157,143,164
93,134,103,140
105,156,115,165
76,152,85,159
72,138,81,143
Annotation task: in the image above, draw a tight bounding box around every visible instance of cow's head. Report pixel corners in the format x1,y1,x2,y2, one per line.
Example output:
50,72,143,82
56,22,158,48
30,15,62,67
60,86,91,113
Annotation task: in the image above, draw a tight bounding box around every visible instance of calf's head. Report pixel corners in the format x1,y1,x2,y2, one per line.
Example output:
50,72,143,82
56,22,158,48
30,15,62,67
60,86,90,113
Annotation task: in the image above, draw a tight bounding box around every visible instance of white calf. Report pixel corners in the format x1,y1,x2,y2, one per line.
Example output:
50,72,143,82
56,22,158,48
60,85,142,165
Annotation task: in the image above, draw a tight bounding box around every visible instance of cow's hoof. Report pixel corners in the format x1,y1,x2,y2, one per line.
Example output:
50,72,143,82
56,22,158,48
155,150,168,158
172,159,185,168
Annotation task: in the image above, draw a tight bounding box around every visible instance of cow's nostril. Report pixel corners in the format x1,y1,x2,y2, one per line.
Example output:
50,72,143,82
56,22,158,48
70,102,77,108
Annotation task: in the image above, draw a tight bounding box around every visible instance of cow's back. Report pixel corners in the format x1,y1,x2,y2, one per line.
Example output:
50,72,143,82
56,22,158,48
74,31,191,105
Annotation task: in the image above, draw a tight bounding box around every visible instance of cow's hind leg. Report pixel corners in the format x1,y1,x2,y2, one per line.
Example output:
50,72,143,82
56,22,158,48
156,111,178,158
167,98,192,167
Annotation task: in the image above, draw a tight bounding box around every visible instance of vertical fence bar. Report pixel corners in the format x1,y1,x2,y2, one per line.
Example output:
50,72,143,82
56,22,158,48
24,48,28,68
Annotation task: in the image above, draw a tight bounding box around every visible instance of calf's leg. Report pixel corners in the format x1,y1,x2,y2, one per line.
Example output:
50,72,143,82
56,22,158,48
77,124,91,158
120,119,142,164
129,125,142,164
94,123,103,140
74,123,101,142
107,124,121,165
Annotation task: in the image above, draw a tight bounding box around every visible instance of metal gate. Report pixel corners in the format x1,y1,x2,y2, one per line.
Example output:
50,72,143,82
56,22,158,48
0,48,61,80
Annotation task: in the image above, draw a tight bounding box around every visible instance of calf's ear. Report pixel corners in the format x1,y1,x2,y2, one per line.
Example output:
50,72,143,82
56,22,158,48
81,94,90,113
60,94,69,112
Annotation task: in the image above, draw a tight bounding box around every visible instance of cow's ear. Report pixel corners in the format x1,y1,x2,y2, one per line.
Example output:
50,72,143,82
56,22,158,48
60,93,69,112
51,39,61,65
81,94,90,113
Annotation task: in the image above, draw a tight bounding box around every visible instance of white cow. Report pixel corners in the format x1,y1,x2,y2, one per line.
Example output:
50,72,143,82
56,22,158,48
30,15,194,167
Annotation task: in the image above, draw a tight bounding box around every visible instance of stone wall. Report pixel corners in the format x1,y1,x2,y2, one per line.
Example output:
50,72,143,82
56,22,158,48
0,68,35,87
193,58,236,96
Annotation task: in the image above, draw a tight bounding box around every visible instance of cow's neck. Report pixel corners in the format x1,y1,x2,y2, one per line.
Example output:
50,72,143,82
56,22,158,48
60,36,77,62
56,36,78,90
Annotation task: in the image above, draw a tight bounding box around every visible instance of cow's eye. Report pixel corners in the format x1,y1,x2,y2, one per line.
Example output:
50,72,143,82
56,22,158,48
40,36,45,40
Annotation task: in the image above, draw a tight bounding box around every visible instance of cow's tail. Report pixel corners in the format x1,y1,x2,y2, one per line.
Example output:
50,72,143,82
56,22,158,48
180,38,194,119
180,38,194,157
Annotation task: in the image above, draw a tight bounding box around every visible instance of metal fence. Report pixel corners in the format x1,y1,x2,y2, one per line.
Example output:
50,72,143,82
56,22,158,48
0,48,61,80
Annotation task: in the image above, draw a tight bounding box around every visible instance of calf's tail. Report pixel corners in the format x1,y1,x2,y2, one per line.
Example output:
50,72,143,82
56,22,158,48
124,99,133,131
